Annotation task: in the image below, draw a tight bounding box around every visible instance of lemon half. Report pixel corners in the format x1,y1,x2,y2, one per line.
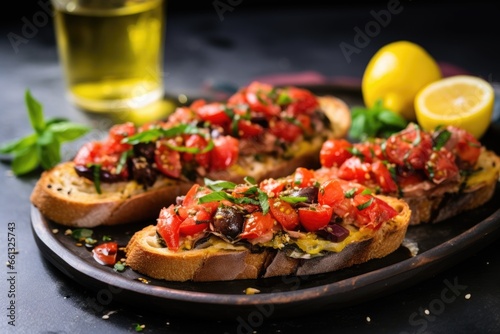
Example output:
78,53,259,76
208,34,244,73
415,75,494,139
362,40,442,121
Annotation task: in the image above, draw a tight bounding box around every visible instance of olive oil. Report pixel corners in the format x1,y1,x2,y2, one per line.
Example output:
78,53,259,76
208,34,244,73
53,0,165,112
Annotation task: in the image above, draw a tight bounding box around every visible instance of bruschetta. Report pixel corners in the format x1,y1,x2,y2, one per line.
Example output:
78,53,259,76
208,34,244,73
316,123,500,225
125,171,411,282
30,82,351,227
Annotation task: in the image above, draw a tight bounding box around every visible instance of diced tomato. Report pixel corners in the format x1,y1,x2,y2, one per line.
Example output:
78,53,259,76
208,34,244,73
352,141,385,163
259,178,286,197
74,142,103,166
385,123,433,169
269,119,302,143
445,126,481,167
92,241,118,266
236,119,264,138
283,87,319,115
292,167,316,188
183,134,211,169
194,102,231,126
396,169,426,188
352,194,398,230
239,211,276,240
338,156,372,184
269,198,299,230
425,148,459,184
298,204,333,232
157,205,183,251
318,179,345,207
319,139,353,167
106,122,135,154
182,183,202,207
154,140,182,178
209,136,239,171
179,216,209,236
370,160,398,193
244,81,280,116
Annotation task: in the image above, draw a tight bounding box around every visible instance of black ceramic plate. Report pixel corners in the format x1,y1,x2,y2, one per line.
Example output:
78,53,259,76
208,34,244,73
30,86,500,319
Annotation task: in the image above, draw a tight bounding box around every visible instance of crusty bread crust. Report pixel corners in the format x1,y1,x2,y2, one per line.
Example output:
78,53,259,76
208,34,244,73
30,96,351,227
404,149,500,225
125,195,410,282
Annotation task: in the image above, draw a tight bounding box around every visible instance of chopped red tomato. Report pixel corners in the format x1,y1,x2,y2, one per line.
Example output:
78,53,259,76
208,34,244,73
318,179,345,207
244,81,280,116
179,216,209,236
385,123,433,169
292,167,316,188
338,156,371,184
320,139,353,167
259,178,286,196
269,119,303,143
194,102,231,126
154,140,182,178
283,87,319,115
92,242,118,266
352,141,385,163
370,160,398,193
239,211,276,240
352,194,398,230
157,205,183,251
298,204,333,232
425,148,459,184
183,134,211,169
269,198,299,230
445,126,481,167
236,119,264,138
209,136,239,171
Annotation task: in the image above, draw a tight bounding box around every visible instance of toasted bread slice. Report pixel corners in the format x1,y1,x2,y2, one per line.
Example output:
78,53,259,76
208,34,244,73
30,96,351,227
125,195,410,282
404,149,500,225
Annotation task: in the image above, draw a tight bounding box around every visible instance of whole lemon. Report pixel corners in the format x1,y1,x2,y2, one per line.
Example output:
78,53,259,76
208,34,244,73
362,40,442,121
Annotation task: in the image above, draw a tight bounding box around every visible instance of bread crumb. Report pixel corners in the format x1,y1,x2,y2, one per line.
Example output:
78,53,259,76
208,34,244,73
465,293,471,300
64,229,73,236
52,229,59,234
244,287,261,295
424,309,430,315
102,310,117,320
366,316,371,323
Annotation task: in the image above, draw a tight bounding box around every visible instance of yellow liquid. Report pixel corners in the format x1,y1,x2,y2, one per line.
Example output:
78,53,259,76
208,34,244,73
53,0,165,112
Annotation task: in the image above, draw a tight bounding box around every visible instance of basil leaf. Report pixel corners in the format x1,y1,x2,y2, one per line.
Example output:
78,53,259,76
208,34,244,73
277,92,293,105
25,90,45,134
244,176,256,185
279,196,308,204
377,109,408,128
198,191,231,203
71,228,93,241
92,164,102,194
257,190,269,214
11,146,39,175
38,140,61,170
0,133,37,154
433,129,451,150
356,197,374,210
123,128,163,145
48,122,90,142
204,179,237,192
344,188,357,198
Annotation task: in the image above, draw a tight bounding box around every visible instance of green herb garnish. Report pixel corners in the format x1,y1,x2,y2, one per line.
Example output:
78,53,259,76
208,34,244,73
71,228,93,241
279,196,308,204
356,197,374,210
0,90,90,175
349,99,408,141
114,261,125,272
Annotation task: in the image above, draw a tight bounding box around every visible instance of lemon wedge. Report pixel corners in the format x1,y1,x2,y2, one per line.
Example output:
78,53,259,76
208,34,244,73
362,40,442,121
415,75,494,139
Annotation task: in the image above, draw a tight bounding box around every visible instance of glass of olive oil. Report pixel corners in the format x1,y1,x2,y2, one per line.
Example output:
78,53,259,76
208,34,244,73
52,0,165,112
